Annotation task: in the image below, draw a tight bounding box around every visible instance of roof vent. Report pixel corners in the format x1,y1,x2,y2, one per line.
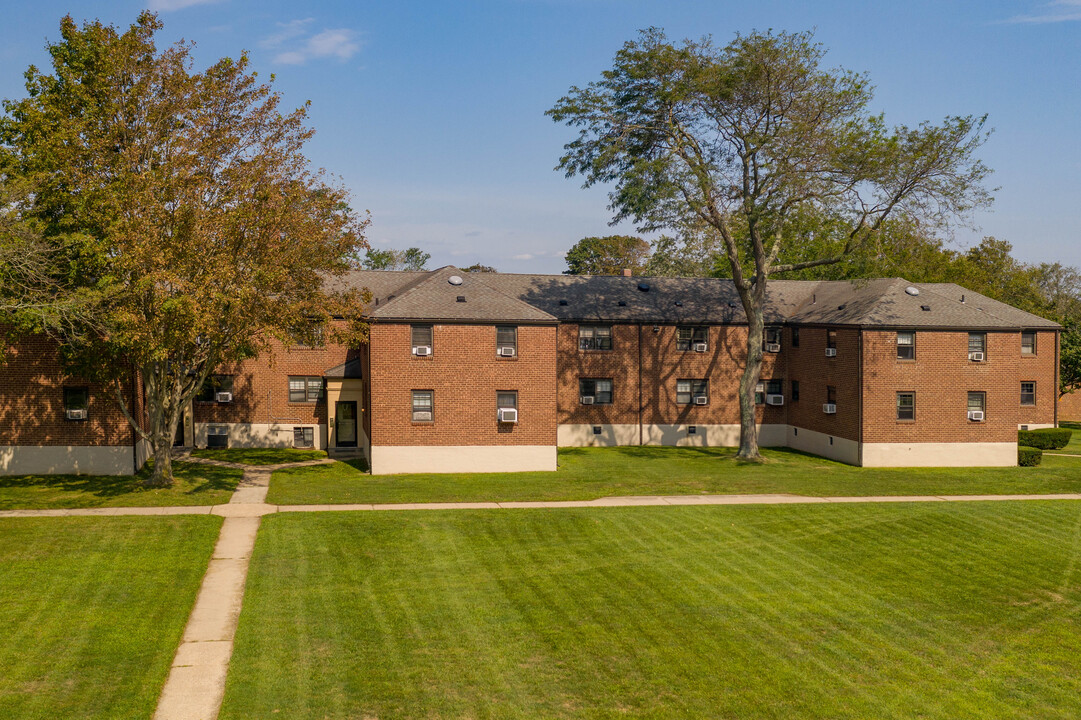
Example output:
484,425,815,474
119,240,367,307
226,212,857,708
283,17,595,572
838,304,846,311
559,299,568,306
674,300,683,307
456,295,466,303
618,300,627,307
921,305,931,312
448,275,464,286
637,281,650,292
905,286,920,296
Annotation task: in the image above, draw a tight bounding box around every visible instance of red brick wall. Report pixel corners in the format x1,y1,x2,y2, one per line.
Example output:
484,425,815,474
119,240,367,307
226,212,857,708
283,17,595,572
784,327,861,442
859,329,1055,443
368,323,557,447
0,334,135,447
192,339,356,427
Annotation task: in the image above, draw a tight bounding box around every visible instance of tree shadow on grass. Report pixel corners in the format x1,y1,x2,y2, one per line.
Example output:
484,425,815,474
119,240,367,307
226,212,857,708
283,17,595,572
0,461,239,500
558,444,848,468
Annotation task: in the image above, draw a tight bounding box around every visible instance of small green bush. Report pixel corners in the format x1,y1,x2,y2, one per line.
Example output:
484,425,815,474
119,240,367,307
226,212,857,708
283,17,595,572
1018,446,1043,466
1017,428,1073,450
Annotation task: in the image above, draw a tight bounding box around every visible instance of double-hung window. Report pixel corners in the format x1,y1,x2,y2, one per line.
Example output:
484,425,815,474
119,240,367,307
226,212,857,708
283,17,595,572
1020,382,1036,406
412,390,434,422
288,376,323,403
64,387,89,420
579,378,613,404
1021,331,1036,355
496,326,517,356
791,380,800,402
968,333,987,361
827,329,838,350
579,325,612,351
412,325,433,355
967,391,986,419
676,379,709,405
791,327,800,347
676,326,707,351
755,379,783,404
196,375,234,402
764,327,782,348
896,331,915,360
897,392,915,420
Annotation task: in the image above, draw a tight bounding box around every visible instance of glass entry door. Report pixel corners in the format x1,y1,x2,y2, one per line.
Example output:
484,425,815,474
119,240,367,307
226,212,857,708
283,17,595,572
336,401,357,447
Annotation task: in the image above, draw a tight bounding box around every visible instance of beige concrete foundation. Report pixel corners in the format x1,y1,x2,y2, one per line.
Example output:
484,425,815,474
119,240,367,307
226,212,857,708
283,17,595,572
558,423,642,446
194,423,328,450
370,445,557,475
787,426,861,465
0,445,137,476
861,441,1017,467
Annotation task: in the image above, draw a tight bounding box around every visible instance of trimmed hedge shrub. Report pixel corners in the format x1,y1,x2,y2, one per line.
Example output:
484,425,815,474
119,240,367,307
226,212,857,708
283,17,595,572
1018,446,1043,466
1017,428,1073,450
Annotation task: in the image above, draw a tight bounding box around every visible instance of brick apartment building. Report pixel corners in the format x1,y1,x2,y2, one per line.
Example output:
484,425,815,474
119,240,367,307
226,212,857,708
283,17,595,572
0,266,1060,475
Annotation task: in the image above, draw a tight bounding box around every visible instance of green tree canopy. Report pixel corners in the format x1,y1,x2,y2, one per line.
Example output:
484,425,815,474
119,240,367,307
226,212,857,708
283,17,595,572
549,28,992,459
362,246,431,271
563,235,650,275
1,13,369,484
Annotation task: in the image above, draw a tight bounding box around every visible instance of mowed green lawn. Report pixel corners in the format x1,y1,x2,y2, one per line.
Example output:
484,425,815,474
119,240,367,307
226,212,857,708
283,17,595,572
190,447,327,465
268,446,1081,505
0,516,222,719
0,461,241,510
222,503,1081,719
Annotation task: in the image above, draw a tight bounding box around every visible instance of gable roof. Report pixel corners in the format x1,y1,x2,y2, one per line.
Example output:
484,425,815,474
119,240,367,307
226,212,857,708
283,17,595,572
333,268,1059,330
364,266,557,323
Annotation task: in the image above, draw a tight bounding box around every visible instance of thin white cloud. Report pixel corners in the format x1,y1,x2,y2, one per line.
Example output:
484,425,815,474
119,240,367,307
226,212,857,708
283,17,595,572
513,253,535,261
147,0,222,11
264,20,360,65
1003,0,1081,23
260,18,314,49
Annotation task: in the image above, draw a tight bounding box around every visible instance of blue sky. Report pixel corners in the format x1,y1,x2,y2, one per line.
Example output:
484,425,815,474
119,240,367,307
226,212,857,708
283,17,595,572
1,1,1079,274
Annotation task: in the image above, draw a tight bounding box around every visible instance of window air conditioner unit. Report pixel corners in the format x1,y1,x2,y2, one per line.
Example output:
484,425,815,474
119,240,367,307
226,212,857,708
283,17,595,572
765,343,781,353
968,410,985,422
414,346,431,356
823,403,837,414
766,394,785,406
499,346,516,357
694,395,708,405
969,352,984,362
66,408,87,420
693,342,708,352
215,392,233,403
497,407,518,423
413,411,432,422
825,348,838,357
580,396,595,405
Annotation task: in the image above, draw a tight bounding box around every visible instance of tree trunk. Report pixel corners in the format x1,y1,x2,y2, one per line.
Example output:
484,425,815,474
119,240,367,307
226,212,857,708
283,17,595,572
736,288,766,461
146,436,173,486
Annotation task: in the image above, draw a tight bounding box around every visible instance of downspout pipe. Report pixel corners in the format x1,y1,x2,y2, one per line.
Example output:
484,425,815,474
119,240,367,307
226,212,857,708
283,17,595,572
638,323,643,446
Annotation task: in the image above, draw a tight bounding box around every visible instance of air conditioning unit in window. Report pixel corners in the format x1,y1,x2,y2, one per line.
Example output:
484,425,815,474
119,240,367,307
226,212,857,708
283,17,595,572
693,342,708,352
497,408,518,423
414,346,431,356
580,396,595,405
969,352,985,362
413,411,432,422
499,346,516,357
766,394,785,406
968,410,985,422
215,392,233,403
823,403,837,414
66,408,87,420
694,395,708,405
825,348,838,357
765,343,781,353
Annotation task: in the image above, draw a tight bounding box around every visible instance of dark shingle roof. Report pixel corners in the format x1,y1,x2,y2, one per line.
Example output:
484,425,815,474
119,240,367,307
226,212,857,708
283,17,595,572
366,266,557,323
333,268,1058,330
324,358,363,379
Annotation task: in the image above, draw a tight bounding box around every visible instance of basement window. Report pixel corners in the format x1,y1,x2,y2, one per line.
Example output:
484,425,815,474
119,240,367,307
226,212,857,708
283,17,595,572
293,427,314,448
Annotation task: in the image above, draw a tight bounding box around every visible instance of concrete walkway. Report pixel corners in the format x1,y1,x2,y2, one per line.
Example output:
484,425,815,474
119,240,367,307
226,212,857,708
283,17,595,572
152,467,276,720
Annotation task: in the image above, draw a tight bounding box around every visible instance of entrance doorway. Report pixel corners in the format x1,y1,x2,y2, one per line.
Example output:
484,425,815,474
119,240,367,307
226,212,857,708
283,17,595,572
335,401,357,447
173,414,187,447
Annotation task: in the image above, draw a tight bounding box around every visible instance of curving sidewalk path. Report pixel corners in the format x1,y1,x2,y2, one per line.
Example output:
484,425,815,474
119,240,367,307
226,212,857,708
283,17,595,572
4,455,1081,720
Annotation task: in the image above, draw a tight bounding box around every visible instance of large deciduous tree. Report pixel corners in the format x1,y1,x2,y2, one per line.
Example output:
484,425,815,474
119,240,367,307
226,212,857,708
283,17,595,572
563,235,650,275
1,13,369,484
548,28,992,460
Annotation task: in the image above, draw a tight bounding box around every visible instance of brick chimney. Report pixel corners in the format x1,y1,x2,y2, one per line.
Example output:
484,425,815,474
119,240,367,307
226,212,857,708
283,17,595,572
622,268,632,277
